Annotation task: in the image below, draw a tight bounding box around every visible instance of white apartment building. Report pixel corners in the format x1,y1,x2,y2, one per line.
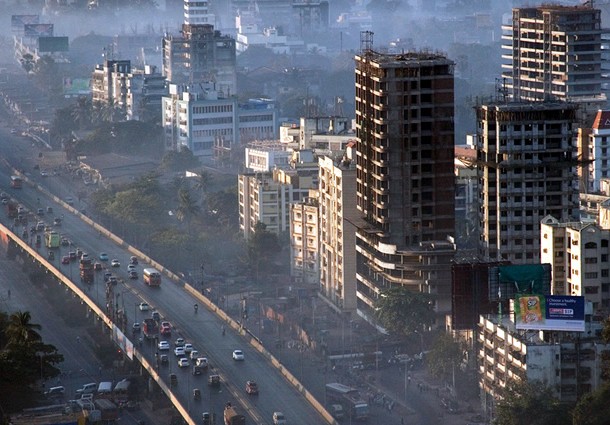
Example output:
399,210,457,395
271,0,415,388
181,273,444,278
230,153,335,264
245,141,291,172
541,215,610,313
238,165,317,240
290,195,320,285
318,155,358,313
583,110,610,194
184,0,215,26
478,315,609,411
162,83,277,158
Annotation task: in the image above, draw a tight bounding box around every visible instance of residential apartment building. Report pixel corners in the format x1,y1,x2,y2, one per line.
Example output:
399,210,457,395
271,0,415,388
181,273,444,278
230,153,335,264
501,5,604,103
125,65,167,122
541,215,610,313
244,141,291,172
478,315,609,410
318,155,358,313
184,0,215,25
91,59,131,109
290,195,320,285
162,23,236,96
581,110,610,194
476,102,579,263
239,162,317,240
354,48,456,322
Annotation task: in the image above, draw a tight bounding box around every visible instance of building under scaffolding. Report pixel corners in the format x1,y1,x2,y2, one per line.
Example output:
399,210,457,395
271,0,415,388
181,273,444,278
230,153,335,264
476,101,579,264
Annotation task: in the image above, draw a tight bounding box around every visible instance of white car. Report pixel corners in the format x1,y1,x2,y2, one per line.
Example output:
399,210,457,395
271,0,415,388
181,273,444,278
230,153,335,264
272,412,287,425
232,350,245,361
127,264,136,272
158,341,170,351
190,350,199,360
184,343,194,354
175,337,185,347
174,346,186,357
196,357,209,368
138,302,150,311
178,357,190,368
111,259,120,267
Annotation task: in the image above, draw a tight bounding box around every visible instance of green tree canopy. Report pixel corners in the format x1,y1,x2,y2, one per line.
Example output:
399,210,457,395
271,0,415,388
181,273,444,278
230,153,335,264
247,221,280,282
161,148,200,172
425,333,462,381
572,382,610,425
374,286,435,337
494,380,571,425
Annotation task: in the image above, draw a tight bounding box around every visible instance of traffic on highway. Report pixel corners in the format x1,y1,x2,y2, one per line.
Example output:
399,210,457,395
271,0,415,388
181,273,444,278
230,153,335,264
0,156,330,424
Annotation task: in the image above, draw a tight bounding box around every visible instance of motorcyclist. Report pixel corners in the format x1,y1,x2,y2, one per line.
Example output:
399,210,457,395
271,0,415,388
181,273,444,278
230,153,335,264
194,303,198,313
221,325,226,336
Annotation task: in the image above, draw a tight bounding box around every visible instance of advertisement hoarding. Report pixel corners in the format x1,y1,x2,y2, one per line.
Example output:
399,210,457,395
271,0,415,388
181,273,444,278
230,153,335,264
38,36,69,52
514,295,585,332
11,15,39,33
24,24,54,37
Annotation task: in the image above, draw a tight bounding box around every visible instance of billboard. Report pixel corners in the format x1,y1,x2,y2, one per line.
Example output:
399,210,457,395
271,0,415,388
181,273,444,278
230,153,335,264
63,78,91,96
11,15,39,33
24,23,54,37
514,295,585,332
38,36,69,52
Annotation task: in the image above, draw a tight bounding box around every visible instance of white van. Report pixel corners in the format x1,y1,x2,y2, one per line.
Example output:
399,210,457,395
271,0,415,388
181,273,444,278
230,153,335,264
76,382,97,395
45,386,65,398
97,381,113,394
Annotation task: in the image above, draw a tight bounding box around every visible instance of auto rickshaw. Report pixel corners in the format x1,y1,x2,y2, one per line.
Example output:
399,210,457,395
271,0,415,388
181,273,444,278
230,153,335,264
48,251,55,261
193,388,201,400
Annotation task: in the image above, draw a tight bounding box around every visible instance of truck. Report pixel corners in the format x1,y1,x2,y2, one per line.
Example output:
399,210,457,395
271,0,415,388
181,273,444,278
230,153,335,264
325,383,369,421
6,200,17,218
79,257,94,284
93,399,119,421
44,230,60,249
224,404,246,425
143,318,158,339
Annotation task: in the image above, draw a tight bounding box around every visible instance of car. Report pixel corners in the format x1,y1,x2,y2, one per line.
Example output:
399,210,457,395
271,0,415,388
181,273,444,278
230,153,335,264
190,350,199,360
246,380,259,394
68,251,77,260
160,321,171,331
160,324,171,336
272,412,287,425
138,302,150,311
60,237,69,246
65,197,74,206
160,354,169,365
195,357,209,369
36,222,45,231
0,192,7,200
151,310,160,321
99,253,109,261
1,198,7,205
40,170,49,177
192,365,202,375
108,276,118,285
44,386,65,398
130,256,138,265
127,264,136,272
37,208,44,216
129,270,138,279
202,412,211,425
76,248,83,257
169,373,177,387
208,375,220,387
46,206,53,213
132,322,141,333
94,262,102,271
232,350,245,361
178,358,190,368
174,337,185,347
53,217,62,226
61,256,70,265
80,253,89,261
174,346,186,357
103,272,113,282
184,343,194,354
158,341,170,350
111,259,120,267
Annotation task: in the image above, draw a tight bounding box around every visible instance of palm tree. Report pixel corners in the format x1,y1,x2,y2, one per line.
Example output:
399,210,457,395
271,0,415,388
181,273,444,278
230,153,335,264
71,96,93,130
176,188,200,231
5,311,42,347
193,169,213,212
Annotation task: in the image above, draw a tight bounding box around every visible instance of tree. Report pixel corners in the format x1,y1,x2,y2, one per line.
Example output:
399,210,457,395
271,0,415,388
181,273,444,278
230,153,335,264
5,311,41,347
374,286,435,337
20,53,35,74
175,188,200,231
247,221,280,282
425,333,462,381
494,380,571,425
71,96,93,130
572,383,610,425
193,169,213,205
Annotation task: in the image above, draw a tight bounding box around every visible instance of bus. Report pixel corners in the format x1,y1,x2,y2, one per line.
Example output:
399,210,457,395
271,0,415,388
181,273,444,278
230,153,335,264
325,383,369,420
143,268,162,287
10,176,22,189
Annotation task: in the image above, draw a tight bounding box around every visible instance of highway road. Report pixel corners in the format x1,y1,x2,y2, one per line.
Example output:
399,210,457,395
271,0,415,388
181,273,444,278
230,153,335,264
0,123,330,425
